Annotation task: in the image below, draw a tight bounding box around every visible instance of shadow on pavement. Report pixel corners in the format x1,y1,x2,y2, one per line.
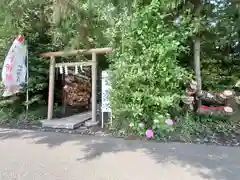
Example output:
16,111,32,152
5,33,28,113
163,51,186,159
0,128,239,180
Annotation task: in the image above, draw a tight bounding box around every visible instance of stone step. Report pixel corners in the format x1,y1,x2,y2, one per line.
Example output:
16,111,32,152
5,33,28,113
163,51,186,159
41,111,92,130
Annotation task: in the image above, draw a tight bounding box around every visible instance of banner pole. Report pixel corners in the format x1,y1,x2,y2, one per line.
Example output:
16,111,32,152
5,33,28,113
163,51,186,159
25,44,29,120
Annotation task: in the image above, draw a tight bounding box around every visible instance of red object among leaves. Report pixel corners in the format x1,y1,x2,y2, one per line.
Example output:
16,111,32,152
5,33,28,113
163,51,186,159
200,105,225,110
16,35,24,43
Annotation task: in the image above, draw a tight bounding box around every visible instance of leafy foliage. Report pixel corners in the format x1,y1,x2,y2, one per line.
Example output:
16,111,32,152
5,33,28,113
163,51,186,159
108,0,240,139
109,0,193,136
0,0,239,142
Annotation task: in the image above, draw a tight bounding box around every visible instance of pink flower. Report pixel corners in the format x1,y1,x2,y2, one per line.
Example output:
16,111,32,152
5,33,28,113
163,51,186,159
165,119,174,125
146,129,153,138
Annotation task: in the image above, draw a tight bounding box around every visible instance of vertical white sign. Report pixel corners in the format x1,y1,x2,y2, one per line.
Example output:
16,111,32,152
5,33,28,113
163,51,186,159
101,71,111,112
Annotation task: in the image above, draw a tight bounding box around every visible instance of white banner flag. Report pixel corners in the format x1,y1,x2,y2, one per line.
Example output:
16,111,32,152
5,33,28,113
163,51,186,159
1,35,27,97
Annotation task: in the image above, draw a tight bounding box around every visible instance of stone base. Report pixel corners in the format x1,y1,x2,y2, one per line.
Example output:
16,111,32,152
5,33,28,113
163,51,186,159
85,120,99,127
41,111,91,130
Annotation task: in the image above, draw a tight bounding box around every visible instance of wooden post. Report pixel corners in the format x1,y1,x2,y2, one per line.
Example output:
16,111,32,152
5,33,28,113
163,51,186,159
62,73,67,115
47,56,56,120
91,52,97,123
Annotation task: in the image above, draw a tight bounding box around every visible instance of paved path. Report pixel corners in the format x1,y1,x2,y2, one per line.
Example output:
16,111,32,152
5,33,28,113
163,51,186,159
0,128,239,180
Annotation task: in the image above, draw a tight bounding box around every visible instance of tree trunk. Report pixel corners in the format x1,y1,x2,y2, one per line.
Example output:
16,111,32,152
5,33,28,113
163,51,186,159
193,37,202,109
197,105,233,117
193,0,202,111
53,0,61,26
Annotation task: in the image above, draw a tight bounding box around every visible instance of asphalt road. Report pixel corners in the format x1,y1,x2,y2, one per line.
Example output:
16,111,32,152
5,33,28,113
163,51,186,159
0,128,239,180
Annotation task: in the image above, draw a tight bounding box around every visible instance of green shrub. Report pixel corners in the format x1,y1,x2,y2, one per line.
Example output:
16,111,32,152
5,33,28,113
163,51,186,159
109,1,192,137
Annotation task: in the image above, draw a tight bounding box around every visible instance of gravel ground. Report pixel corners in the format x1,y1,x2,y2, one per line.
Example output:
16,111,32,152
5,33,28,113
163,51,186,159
0,128,239,180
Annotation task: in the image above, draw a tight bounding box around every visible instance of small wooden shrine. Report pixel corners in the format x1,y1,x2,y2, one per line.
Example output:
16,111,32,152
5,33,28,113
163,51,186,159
41,47,112,128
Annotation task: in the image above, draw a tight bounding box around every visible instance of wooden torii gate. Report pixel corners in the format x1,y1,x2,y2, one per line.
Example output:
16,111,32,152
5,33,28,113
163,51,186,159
41,47,112,125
